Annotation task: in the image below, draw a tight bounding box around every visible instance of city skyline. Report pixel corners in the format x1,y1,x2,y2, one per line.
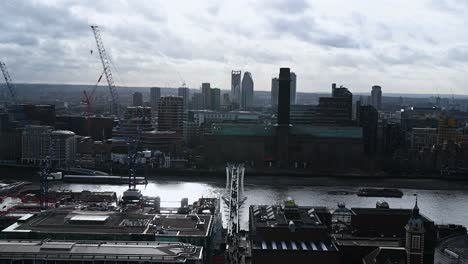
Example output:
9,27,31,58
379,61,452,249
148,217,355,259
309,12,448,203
2,0,468,95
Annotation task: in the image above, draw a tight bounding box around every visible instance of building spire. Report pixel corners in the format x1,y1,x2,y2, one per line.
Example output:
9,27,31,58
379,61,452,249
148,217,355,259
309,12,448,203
412,194,419,217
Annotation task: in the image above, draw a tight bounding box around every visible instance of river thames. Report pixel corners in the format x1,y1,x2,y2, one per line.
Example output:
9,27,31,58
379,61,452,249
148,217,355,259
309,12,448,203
48,176,468,229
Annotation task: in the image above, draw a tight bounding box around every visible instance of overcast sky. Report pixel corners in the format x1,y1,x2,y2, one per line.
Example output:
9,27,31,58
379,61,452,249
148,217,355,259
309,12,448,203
1,0,468,94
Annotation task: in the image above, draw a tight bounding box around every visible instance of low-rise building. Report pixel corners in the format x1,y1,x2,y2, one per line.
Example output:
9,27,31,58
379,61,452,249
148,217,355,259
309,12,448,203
0,240,203,264
249,199,340,264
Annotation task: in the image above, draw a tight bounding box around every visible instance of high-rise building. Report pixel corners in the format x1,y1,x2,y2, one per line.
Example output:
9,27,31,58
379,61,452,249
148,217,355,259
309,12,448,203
190,93,204,110
356,101,378,156
313,83,353,126
113,107,154,139
177,87,190,111
201,83,211,110
241,72,254,110
21,125,76,167
51,130,77,167
21,125,53,165
150,87,161,110
222,93,230,107
271,78,279,109
158,96,184,135
276,68,291,168
290,72,297,105
211,88,221,111
277,69,291,126
231,70,242,109
133,92,143,106
371,85,382,110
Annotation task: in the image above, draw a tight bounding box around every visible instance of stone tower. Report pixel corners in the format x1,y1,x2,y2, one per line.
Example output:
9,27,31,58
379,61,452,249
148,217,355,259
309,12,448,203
405,196,425,264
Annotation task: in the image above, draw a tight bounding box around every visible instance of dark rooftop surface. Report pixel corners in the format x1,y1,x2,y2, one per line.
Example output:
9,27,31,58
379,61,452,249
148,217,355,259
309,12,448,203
9,211,154,234
351,208,432,222
251,204,325,228
0,240,203,262
4,210,213,238
154,214,213,237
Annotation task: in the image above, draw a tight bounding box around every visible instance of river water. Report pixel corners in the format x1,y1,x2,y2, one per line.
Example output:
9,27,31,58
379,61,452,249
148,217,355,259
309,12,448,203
49,177,468,229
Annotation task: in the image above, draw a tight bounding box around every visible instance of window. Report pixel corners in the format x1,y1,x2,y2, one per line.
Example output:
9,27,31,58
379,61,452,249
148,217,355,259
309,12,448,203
411,235,421,249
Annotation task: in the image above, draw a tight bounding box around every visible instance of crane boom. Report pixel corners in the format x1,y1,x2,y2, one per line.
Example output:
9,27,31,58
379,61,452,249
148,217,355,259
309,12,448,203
127,108,146,189
90,26,120,120
0,61,19,104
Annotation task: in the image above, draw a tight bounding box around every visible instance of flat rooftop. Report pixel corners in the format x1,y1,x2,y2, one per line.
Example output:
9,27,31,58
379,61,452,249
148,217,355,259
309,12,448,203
154,214,213,238
251,204,325,228
351,208,432,222
0,240,203,262
3,210,213,239
253,240,338,252
5,210,154,235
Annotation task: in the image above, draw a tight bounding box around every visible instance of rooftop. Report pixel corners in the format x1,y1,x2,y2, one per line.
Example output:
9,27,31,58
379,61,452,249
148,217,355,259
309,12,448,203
5,211,154,235
291,125,363,139
3,210,213,239
351,207,432,222
209,123,363,138
211,123,273,137
0,240,203,263
250,203,324,229
252,240,338,252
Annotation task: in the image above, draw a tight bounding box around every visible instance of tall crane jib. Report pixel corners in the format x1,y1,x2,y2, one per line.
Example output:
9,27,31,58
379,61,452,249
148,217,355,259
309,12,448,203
0,61,19,104
40,137,55,210
127,108,146,189
90,26,121,120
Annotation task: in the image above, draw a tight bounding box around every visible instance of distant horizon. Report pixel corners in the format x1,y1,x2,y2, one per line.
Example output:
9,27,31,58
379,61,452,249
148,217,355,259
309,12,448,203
11,82,468,98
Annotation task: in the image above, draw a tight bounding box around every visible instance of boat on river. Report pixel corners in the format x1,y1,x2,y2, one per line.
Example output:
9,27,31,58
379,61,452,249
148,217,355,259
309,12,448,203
357,188,403,198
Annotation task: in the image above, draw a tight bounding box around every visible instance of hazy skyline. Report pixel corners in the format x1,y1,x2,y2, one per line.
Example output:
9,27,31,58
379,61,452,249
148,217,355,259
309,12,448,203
1,0,468,94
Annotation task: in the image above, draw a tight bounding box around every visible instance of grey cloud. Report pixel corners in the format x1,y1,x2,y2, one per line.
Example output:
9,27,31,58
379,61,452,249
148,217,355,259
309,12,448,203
207,5,220,16
0,35,39,46
318,34,359,49
447,46,468,62
268,0,311,14
374,23,392,41
375,45,430,65
270,16,359,49
431,0,468,13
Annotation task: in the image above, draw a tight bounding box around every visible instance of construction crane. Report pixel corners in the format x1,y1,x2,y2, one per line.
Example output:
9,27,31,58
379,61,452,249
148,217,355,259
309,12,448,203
127,108,145,189
90,25,121,121
121,108,147,203
83,73,104,134
0,61,19,104
40,137,55,210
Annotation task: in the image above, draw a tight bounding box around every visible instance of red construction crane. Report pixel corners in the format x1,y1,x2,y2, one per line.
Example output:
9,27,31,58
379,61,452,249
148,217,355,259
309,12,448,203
83,73,103,135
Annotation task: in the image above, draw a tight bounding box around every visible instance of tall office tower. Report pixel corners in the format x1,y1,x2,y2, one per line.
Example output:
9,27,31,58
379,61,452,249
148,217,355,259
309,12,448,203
231,70,242,109
201,83,211,110
356,101,378,156
21,125,53,165
276,68,291,168
178,87,190,111
191,93,204,110
241,72,254,110
211,88,221,111
51,130,77,167
150,87,161,110
132,92,143,106
277,69,291,126
271,78,279,108
158,96,184,135
290,72,297,105
371,85,382,110
314,83,353,125
222,93,231,107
